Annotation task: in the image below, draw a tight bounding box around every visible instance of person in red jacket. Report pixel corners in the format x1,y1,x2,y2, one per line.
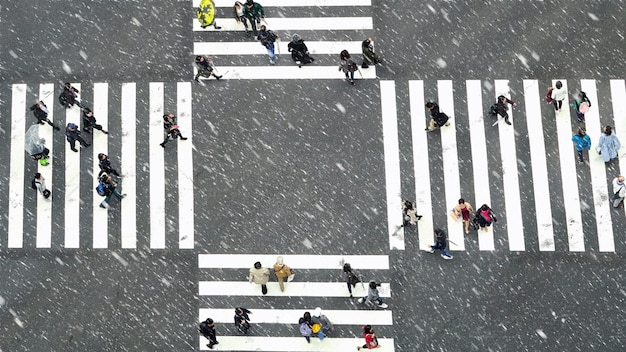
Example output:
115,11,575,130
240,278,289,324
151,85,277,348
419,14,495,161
357,325,380,350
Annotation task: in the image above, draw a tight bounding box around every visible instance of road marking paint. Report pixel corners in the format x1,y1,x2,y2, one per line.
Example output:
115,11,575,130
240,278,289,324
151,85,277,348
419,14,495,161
198,336,394,352
194,41,364,56
177,82,194,249
610,80,626,219
149,83,166,249
64,83,81,249
8,84,27,248
198,254,389,269
198,308,393,325
36,84,54,248
199,281,391,297
92,83,109,248
195,65,377,80
121,83,137,248
194,17,373,31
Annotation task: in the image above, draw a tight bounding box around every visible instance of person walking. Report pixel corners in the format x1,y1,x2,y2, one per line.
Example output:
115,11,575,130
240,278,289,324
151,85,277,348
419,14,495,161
361,37,382,69
160,113,188,148
571,127,592,163
612,176,626,208
249,261,270,295
343,263,361,298
338,50,358,84
194,56,222,82
424,101,450,131
243,0,265,35
288,34,314,68
273,256,292,292
401,200,422,227
312,307,334,340
357,281,388,308
30,101,60,130
493,95,517,125
426,228,453,260
234,307,252,334
356,325,380,350
59,83,84,109
98,153,121,177
98,173,126,209
198,318,219,349
256,25,277,65
452,198,475,234
65,122,90,152
596,125,621,163
475,204,497,232
82,107,108,134
550,80,567,112
233,1,251,35
31,173,51,199
298,312,313,343
572,91,591,122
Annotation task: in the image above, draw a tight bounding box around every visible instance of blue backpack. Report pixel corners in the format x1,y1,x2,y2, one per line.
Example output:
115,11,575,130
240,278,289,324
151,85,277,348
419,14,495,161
96,183,106,197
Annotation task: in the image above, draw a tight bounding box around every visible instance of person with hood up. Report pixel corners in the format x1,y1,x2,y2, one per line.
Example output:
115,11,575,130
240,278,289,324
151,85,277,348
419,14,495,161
248,261,270,295
311,307,334,340
288,34,314,68
361,37,382,69
358,281,388,308
475,204,498,232
596,125,621,163
234,307,252,334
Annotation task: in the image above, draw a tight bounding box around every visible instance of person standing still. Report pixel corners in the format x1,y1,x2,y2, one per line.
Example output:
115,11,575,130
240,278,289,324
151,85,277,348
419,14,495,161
273,256,291,292
550,80,567,111
571,127,591,163
198,318,219,349
244,0,265,35
249,261,270,295
426,228,453,260
612,176,626,208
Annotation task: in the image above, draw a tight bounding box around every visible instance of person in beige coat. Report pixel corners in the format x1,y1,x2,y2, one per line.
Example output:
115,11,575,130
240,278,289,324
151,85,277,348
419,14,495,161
273,256,292,292
249,261,270,295
452,198,475,234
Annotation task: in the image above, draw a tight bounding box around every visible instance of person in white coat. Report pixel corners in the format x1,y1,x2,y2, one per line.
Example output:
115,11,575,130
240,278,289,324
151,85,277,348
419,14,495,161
550,80,567,111
249,261,270,295
612,176,626,208
597,125,621,163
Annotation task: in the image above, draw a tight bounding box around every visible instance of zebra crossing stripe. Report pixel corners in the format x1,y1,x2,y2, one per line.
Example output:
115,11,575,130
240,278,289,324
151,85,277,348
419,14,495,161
522,80,554,251
177,82,195,249
93,83,109,248
198,254,389,269
198,281,392,297
195,66,377,80
610,80,626,218
64,83,82,249
582,79,615,252
466,80,495,250
8,84,27,248
410,80,435,250
149,83,166,249
204,0,373,7
121,83,137,248
199,336,395,352
494,80,525,251
553,80,585,251
194,17,374,31
194,41,364,56
198,308,393,325
438,80,464,250
380,81,404,250
36,84,54,248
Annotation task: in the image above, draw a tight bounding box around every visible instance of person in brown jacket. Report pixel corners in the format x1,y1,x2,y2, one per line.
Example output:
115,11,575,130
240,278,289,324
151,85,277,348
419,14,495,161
452,198,475,234
249,261,270,295
273,256,292,292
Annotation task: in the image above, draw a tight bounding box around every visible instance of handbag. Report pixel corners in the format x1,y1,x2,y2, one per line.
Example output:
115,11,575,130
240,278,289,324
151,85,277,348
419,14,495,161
287,272,295,282
614,186,624,200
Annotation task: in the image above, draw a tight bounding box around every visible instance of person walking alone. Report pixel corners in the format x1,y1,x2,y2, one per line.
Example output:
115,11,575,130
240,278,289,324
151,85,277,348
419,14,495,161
424,101,450,131
273,256,292,292
248,261,270,295
65,122,90,152
572,91,591,122
338,50,358,84
426,228,453,260
32,173,51,199
571,127,592,163
30,101,60,130
98,173,126,209
357,325,380,350
160,113,188,148
361,37,382,69
596,125,621,164
234,307,252,334
493,95,517,125
550,80,567,112
343,263,361,298
194,55,222,81
612,176,626,209
198,318,219,349
59,83,84,109
82,107,108,134
288,34,314,68
357,281,388,308
256,25,278,65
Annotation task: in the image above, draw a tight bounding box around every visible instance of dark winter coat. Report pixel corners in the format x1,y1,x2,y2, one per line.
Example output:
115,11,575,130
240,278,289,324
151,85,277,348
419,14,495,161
65,123,80,142
288,40,313,63
59,86,79,107
243,2,264,20
572,134,591,151
477,206,497,227
163,115,177,130
257,30,277,47
30,102,48,122
234,308,251,329
199,322,217,342
362,39,381,64
495,96,515,117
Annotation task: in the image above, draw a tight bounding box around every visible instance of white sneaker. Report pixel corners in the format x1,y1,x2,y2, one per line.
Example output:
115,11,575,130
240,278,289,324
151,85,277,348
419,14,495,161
357,298,364,304
269,60,275,65
426,248,434,254
377,303,388,309
442,254,453,260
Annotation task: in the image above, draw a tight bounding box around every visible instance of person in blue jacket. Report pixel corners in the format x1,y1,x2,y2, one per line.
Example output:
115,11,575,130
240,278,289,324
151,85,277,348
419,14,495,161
572,127,592,163
597,125,621,163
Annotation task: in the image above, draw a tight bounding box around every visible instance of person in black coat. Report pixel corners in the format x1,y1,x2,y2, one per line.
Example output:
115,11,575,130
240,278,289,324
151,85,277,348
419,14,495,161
234,307,252,334
194,56,222,81
98,153,120,177
160,113,188,148
361,38,382,68
82,107,108,134
59,83,84,109
199,318,219,349
288,34,314,68
426,228,453,260
65,122,90,152
476,204,498,232
425,101,450,131
494,95,517,125
30,101,60,130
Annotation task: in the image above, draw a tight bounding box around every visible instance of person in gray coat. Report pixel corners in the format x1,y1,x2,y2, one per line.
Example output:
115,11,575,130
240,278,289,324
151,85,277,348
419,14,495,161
311,307,334,340
597,125,621,163
357,281,388,308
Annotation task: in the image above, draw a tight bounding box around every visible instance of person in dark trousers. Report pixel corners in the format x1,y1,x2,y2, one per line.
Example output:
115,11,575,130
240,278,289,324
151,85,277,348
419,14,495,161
82,107,108,134
476,204,498,232
426,228,453,260
361,37,382,68
65,123,90,152
98,173,126,209
32,173,51,199
199,318,219,349
299,312,313,343
98,153,120,177
571,127,591,163
401,200,422,226
243,0,265,35
494,95,517,125
194,56,222,81
357,325,380,350
233,1,250,35
550,80,567,111
59,82,84,109
257,25,277,65
288,34,314,68
339,50,358,84
357,281,388,308
30,101,60,130
425,101,450,131
160,113,188,148
248,261,270,295
343,263,361,298
234,307,252,334
572,91,591,122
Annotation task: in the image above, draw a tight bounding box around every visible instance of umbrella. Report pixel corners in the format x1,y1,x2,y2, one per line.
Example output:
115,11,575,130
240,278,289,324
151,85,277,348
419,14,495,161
197,0,215,27
25,125,50,165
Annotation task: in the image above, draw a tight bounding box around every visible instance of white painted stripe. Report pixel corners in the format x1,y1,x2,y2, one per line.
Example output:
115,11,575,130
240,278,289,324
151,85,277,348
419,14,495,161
194,41,363,56
581,80,614,252
522,80,554,251
198,254,389,269
195,65,377,80
199,337,395,352
36,84,54,248
201,0,372,7
64,83,81,249
199,282,391,297
466,80,494,250
553,80,584,251
409,80,434,251
92,83,109,249
177,82,194,249
610,80,626,219
149,83,166,249
380,81,403,250
194,17,373,31
494,80,525,251
438,80,463,250
8,84,27,248
199,308,393,325
120,83,137,249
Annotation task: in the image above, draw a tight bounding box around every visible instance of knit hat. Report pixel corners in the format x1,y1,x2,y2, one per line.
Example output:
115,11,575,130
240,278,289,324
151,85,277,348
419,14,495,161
313,307,322,317
254,261,262,269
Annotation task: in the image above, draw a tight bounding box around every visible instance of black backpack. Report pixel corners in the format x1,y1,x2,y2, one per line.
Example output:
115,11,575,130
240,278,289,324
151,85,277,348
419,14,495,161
31,178,38,190
489,103,498,116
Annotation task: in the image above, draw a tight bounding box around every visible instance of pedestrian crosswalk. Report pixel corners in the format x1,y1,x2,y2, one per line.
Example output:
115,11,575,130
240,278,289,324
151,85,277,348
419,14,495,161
197,254,395,351
383,78,626,253
191,0,378,80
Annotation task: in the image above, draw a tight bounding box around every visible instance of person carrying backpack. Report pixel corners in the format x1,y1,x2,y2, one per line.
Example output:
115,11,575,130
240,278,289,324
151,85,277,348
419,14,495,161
299,312,313,343
343,263,361,298
198,318,219,349
98,173,126,209
288,34,314,68
32,173,51,199
257,25,277,65
572,91,591,122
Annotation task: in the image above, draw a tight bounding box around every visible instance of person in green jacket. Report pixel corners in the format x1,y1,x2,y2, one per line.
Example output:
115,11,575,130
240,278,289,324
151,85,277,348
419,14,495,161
243,0,265,35
572,91,591,122
571,127,592,163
